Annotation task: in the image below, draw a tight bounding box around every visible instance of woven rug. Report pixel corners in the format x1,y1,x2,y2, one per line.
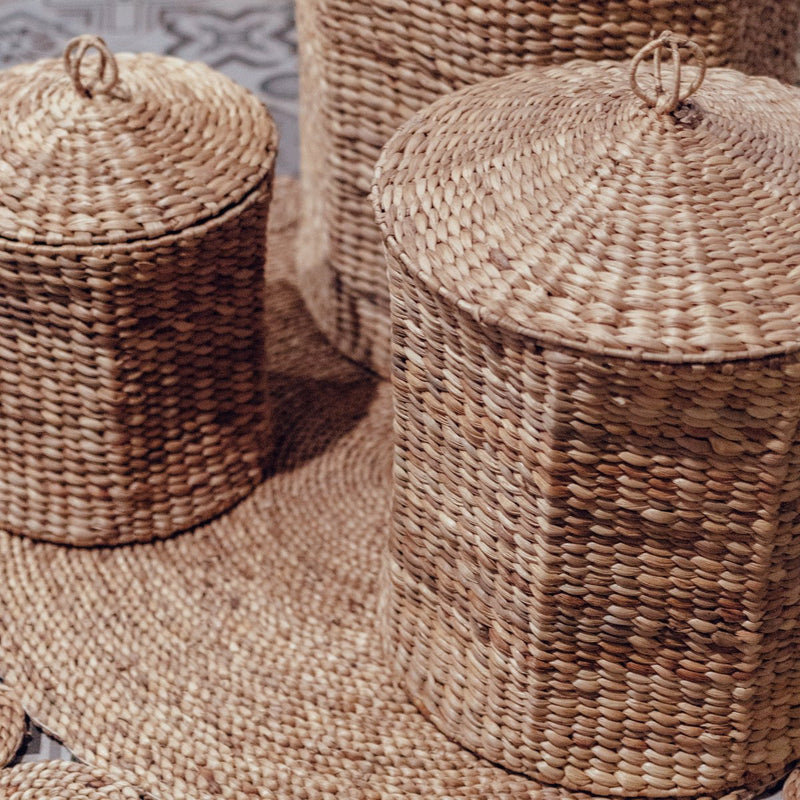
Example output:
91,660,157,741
0,180,791,800
0,688,25,768
0,761,143,799
0,176,512,800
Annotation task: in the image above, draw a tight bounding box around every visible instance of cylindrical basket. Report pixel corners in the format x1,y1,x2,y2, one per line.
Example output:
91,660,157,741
374,34,800,798
299,0,800,377
0,37,278,546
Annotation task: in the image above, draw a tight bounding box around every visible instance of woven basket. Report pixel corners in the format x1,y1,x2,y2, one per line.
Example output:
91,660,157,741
0,36,277,546
298,0,800,377
374,33,800,798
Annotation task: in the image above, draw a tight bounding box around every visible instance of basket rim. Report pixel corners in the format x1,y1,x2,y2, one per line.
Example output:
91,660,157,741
0,173,273,258
385,232,800,367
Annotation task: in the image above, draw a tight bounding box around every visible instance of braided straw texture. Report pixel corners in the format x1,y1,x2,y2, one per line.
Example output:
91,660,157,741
786,768,800,800
0,43,277,545
374,59,800,796
0,179,778,800
296,0,800,376
0,689,25,768
0,761,142,799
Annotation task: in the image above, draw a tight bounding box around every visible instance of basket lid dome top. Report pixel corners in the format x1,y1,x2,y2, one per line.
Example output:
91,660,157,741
0,35,277,247
374,32,800,364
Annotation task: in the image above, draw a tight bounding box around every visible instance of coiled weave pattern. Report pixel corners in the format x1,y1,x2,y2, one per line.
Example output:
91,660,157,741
0,762,142,799
298,0,800,376
375,45,800,796
0,689,25,768
0,178,790,800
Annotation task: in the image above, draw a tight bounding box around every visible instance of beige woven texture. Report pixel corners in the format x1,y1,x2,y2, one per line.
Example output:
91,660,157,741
0,36,277,546
0,688,25,768
0,178,779,800
786,769,800,800
374,34,800,798
297,0,800,377
0,761,142,799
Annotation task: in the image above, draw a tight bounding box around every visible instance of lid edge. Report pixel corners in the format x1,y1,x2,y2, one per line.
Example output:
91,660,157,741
0,168,275,254
384,234,800,367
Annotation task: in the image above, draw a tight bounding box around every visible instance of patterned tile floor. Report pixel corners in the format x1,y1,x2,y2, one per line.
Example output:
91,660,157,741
0,0,298,763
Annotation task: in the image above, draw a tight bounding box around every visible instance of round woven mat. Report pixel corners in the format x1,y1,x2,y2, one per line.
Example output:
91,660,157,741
0,761,142,799
0,688,25,767
0,179,786,800
785,769,800,800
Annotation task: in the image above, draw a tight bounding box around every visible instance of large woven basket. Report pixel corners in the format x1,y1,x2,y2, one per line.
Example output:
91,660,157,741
0,36,277,546
374,33,800,798
298,0,800,377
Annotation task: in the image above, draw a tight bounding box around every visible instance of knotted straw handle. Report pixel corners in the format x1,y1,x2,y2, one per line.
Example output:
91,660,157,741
63,35,120,97
630,31,706,114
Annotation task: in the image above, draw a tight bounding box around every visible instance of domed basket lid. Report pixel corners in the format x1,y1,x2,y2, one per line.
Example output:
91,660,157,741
374,32,800,364
0,35,277,247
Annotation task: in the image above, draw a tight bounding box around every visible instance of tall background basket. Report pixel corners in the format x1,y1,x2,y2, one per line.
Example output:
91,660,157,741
298,0,800,376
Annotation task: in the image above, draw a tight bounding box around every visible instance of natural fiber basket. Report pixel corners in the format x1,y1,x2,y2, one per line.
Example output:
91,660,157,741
0,36,277,546
374,32,800,798
298,0,800,377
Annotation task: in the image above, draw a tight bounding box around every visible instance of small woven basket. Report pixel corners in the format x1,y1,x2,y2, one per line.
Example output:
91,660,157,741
299,0,800,377
375,33,800,798
0,36,277,546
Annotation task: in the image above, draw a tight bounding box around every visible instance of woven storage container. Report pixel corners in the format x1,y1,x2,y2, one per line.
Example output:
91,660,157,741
0,36,277,546
298,0,800,378
374,32,800,798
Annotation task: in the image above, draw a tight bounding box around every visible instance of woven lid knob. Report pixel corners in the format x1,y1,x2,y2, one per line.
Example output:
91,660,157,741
63,35,120,98
0,39,276,246
630,31,706,114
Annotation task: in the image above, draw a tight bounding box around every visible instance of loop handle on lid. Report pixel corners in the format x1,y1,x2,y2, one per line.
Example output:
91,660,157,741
630,31,706,114
63,35,120,97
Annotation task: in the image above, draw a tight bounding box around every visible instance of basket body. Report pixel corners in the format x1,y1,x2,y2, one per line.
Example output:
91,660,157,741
383,253,800,796
297,0,800,377
0,181,272,546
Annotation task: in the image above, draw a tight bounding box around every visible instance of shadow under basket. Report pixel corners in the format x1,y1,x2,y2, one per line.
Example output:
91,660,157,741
374,34,800,798
0,36,277,545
